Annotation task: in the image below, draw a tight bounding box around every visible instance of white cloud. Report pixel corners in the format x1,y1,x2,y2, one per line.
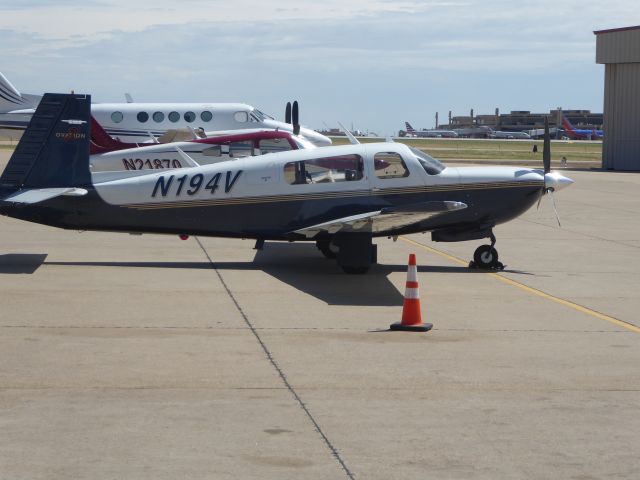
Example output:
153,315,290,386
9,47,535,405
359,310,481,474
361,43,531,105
1,0,638,133
0,0,464,43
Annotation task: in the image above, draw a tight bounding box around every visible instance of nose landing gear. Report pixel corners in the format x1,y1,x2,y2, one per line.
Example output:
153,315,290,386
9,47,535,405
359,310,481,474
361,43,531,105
469,232,504,270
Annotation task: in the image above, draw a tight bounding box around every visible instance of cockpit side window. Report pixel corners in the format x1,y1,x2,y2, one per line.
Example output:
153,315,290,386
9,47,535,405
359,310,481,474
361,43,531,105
234,111,248,123
374,152,410,179
229,141,253,158
284,154,364,185
259,138,293,154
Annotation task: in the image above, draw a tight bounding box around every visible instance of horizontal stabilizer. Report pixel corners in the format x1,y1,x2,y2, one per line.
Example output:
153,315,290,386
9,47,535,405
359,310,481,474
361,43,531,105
293,200,467,238
3,187,87,204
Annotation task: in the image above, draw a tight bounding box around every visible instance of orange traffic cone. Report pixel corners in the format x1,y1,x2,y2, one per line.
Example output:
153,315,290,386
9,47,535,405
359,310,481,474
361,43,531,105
390,254,433,332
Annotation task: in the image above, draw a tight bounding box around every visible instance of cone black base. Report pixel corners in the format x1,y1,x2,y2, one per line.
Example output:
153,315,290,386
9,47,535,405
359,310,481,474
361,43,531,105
389,322,433,332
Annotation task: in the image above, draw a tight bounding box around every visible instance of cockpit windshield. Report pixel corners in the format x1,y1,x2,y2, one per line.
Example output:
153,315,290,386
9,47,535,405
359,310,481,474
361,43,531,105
410,147,446,175
250,109,274,122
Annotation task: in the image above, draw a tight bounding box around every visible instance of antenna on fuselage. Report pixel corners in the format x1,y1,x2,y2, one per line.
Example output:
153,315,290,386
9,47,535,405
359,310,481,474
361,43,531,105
338,121,360,145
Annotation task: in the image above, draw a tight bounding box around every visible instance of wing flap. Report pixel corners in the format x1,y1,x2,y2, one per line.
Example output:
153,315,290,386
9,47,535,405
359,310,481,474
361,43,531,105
293,200,467,238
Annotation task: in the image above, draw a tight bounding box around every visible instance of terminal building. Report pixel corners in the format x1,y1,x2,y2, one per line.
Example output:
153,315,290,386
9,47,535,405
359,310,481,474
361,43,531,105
444,109,602,132
595,25,640,171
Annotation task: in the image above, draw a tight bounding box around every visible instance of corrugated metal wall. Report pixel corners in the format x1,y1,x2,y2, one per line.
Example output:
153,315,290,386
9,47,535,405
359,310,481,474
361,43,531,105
597,28,640,171
602,63,640,170
596,29,640,64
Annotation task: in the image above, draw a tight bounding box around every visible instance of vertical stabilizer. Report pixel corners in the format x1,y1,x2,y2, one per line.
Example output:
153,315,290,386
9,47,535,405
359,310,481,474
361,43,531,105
0,93,91,189
0,72,41,112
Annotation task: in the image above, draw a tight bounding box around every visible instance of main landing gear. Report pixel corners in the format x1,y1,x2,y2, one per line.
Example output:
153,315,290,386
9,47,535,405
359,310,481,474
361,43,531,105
316,239,338,259
469,232,504,271
316,235,377,274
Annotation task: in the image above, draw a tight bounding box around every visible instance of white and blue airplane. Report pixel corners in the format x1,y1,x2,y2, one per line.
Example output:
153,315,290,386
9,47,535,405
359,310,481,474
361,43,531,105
0,71,330,147
0,94,573,273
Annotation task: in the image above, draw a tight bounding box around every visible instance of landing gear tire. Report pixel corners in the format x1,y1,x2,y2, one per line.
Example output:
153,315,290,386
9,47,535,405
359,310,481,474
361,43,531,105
316,240,338,259
342,265,369,274
472,245,502,270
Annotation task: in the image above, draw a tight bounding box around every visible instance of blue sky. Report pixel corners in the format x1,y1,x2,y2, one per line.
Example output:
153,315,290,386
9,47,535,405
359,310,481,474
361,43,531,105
1,0,638,135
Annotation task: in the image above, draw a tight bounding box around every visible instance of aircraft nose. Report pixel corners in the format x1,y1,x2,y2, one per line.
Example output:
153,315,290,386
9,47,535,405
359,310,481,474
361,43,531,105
544,171,574,192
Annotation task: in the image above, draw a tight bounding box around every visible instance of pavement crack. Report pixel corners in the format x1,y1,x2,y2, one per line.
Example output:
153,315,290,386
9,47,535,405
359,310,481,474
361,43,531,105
194,237,356,480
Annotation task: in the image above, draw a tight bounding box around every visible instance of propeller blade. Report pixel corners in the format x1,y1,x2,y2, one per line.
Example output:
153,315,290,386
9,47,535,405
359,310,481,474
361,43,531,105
285,102,292,124
536,188,543,210
292,100,300,135
543,116,551,174
550,190,561,227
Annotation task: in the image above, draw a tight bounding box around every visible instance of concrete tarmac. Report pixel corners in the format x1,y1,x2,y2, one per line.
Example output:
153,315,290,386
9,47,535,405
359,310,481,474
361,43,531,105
1,149,639,479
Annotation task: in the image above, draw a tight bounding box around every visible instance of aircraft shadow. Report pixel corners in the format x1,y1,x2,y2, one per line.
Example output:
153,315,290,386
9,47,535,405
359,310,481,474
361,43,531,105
0,253,48,274
249,243,403,306
26,242,532,305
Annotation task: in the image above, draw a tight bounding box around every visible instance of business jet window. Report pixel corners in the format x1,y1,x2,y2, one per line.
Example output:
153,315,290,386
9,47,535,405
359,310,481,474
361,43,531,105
152,111,165,123
184,111,196,122
284,154,364,185
111,111,123,123
137,111,149,123
234,111,248,123
201,111,213,122
374,152,410,179
168,111,180,123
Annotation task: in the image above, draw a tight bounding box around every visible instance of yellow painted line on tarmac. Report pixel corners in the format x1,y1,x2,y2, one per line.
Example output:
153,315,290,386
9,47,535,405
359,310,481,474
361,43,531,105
400,236,640,334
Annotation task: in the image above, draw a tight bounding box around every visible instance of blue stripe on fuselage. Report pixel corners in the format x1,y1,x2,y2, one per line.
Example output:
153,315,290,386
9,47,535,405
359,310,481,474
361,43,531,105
1,183,542,240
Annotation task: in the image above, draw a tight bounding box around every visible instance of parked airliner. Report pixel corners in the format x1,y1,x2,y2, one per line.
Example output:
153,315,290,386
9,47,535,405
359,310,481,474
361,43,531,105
561,115,603,140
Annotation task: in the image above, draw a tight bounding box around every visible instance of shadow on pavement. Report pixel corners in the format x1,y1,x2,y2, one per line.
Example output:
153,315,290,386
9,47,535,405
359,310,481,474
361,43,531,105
0,253,48,274
35,241,532,305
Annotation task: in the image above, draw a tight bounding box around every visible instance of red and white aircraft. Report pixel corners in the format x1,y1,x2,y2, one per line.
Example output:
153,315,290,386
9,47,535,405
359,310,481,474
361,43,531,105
0,71,331,147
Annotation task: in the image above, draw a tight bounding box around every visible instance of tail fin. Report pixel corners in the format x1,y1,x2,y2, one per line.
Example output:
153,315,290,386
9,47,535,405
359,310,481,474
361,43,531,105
90,116,137,154
561,114,576,134
405,121,416,133
0,93,91,189
0,71,41,112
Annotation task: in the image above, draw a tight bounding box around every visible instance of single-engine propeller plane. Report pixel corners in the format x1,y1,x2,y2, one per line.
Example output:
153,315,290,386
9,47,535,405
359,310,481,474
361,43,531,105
0,94,573,273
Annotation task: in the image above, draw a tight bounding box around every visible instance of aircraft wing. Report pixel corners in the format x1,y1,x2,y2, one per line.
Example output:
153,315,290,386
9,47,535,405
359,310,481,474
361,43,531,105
293,200,467,238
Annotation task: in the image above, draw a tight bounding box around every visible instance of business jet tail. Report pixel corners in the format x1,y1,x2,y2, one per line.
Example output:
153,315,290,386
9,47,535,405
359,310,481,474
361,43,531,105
0,71,41,112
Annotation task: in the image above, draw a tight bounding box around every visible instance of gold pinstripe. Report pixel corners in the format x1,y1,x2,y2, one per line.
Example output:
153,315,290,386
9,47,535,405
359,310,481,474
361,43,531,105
122,181,543,210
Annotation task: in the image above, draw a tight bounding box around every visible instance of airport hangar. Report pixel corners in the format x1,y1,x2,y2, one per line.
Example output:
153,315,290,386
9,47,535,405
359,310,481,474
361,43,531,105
595,25,640,171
